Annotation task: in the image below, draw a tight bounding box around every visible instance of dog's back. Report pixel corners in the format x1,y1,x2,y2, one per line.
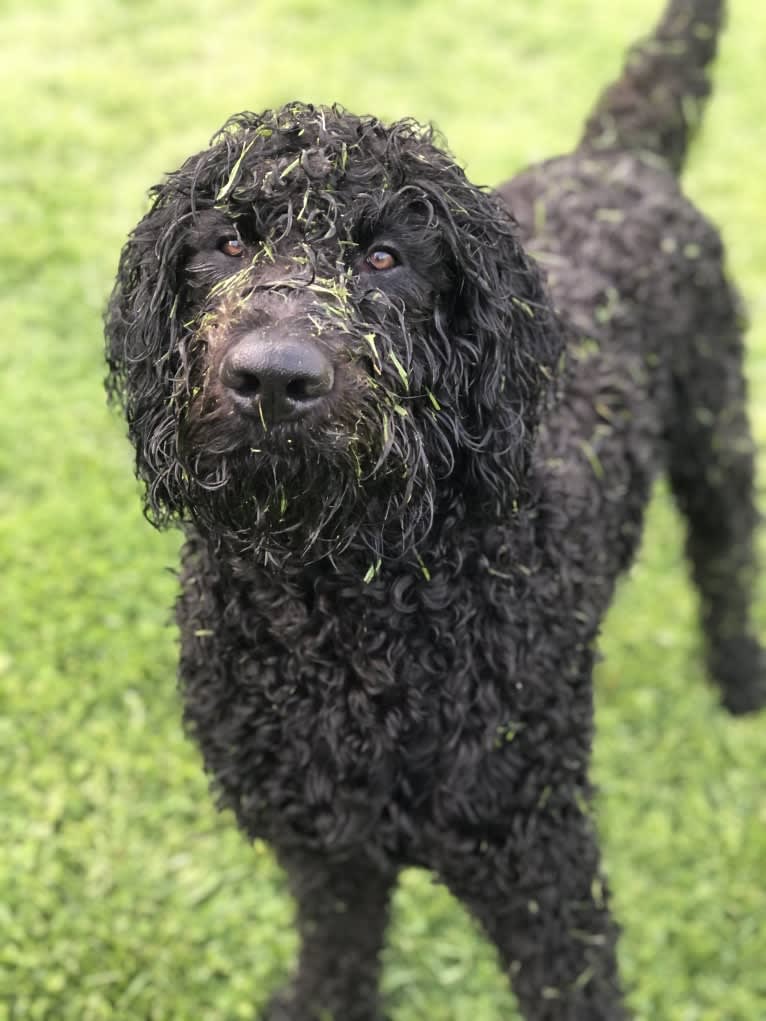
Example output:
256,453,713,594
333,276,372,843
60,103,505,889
496,0,764,714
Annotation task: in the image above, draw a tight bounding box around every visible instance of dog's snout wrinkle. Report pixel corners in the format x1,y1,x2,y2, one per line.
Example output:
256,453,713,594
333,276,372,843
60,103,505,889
220,333,334,422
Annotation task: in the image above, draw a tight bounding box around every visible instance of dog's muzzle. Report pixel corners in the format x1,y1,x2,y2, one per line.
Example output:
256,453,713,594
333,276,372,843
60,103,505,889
219,332,335,423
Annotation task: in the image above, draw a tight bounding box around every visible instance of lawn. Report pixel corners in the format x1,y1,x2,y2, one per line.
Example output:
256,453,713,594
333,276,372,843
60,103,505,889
1,0,765,1018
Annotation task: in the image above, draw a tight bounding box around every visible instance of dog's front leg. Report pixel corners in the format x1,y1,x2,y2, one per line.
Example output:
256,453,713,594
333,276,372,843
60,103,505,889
263,847,397,1021
438,806,628,1020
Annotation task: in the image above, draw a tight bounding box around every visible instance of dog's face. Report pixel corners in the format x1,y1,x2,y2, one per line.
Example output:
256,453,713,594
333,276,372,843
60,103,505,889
106,105,561,565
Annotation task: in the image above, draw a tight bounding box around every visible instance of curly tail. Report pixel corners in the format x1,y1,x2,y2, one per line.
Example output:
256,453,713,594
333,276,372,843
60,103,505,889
579,0,725,175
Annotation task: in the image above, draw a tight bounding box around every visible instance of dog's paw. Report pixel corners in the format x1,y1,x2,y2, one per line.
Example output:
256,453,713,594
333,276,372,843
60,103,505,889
711,636,766,715
261,991,388,1021
261,992,302,1021
261,991,306,1021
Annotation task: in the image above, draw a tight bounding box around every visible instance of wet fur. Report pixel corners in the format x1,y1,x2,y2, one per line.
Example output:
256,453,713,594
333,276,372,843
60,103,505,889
106,1,764,1017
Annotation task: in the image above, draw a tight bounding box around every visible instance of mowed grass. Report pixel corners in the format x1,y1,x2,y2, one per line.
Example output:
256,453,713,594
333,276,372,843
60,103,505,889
2,0,765,1018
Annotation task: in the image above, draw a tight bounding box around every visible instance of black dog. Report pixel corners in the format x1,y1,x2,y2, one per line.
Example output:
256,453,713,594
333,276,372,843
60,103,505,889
106,0,765,1017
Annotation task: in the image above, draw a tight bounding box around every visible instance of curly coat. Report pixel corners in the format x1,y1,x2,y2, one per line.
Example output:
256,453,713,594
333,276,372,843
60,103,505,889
106,1,765,1017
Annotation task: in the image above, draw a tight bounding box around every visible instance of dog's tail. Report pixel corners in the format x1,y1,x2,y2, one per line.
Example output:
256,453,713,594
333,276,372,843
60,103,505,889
578,0,725,175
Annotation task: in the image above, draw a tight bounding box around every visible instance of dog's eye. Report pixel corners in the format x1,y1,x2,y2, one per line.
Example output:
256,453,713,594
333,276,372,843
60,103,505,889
366,249,398,272
218,236,245,258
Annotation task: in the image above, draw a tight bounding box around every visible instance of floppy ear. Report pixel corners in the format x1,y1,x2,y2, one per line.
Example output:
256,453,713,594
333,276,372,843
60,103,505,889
105,185,196,526
425,178,565,503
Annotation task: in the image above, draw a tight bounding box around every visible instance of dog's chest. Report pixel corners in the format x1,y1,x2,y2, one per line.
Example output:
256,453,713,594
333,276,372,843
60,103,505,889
178,554,540,853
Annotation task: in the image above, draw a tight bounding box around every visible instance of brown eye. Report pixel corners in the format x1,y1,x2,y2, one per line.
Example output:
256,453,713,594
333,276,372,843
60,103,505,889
219,237,244,258
366,249,397,271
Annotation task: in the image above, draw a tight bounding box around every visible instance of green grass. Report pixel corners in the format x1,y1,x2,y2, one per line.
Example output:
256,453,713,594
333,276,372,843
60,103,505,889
2,0,765,1018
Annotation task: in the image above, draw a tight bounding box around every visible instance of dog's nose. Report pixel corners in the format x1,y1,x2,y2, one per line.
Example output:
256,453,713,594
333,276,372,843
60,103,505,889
220,335,334,422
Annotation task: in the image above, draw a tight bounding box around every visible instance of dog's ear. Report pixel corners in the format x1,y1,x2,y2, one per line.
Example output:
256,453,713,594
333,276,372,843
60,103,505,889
105,184,194,527
427,181,564,503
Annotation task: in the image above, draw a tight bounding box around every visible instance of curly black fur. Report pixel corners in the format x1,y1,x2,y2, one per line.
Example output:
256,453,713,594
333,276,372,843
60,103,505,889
106,1,765,1017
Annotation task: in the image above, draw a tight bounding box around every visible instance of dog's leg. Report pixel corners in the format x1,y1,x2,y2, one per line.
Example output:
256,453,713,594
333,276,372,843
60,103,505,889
263,849,396,1021
667,275,766,714
439,809,627,1020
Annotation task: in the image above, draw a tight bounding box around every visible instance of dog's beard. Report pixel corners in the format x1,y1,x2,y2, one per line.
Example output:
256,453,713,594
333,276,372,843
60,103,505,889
174,386,438,569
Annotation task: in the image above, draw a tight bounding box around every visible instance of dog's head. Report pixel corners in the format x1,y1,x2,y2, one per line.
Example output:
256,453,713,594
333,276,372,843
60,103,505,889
106,104,562,565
